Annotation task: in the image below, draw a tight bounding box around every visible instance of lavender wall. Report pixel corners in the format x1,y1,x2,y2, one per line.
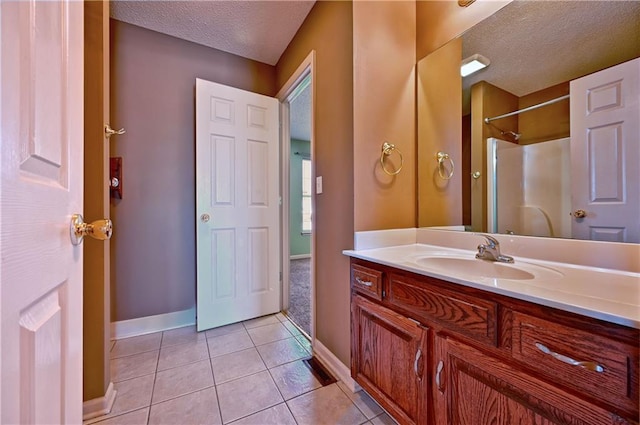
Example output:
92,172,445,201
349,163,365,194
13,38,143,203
109,20,277,321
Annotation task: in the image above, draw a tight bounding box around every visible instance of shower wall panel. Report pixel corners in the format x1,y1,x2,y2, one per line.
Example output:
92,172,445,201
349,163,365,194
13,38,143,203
523,137,571,238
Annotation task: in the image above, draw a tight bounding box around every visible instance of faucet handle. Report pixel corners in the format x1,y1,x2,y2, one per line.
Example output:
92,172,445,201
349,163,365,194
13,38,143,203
479,233,499,248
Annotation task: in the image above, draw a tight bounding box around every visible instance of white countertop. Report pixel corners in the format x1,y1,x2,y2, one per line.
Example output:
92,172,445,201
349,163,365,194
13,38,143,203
343,243,640,329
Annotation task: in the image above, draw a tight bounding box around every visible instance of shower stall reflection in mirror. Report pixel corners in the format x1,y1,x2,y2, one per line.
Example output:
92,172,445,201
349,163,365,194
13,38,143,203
487,136,571,239
277,51,316,343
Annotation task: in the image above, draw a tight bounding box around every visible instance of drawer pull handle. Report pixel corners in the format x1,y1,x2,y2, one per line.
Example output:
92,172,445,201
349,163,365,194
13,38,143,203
535,343,604,373
413,349,423,380
435,360,445,394
355,277,373,287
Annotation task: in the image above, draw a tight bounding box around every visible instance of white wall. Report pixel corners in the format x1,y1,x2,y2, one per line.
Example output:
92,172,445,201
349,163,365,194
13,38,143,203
491,137,571,238
490,138,523,234
523,137,571,238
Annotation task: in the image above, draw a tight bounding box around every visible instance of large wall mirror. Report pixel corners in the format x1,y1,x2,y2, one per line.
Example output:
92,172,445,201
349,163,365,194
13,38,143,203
418,0,640,243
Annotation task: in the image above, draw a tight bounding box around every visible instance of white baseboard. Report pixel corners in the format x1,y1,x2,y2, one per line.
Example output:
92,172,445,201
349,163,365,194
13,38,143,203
290,254,311,260
111,307,196,340
313,339,361,393
82,382,117,421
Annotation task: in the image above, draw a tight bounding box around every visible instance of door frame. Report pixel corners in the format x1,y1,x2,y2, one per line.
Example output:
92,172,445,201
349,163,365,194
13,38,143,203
277,51,316,341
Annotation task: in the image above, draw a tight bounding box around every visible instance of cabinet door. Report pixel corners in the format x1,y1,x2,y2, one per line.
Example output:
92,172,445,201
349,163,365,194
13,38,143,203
432,335,634,425
351,295,428,425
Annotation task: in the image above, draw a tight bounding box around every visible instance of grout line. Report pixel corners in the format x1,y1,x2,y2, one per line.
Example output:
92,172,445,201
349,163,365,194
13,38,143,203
109,332,163,360
204,334,214,381
336,381,370,420
109,346,162,361
206,340,225,424
154,341,210,374
264,360,286,402
285,401,301,425
205,327,247,340
147,385,217,409
144,332,164,424
149,358,216,406
215,370,281,424
110,350,161,384
223,400,284,425
84,407,151,425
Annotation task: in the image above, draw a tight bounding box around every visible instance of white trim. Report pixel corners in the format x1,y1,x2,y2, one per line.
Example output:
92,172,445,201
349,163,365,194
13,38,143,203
276,51,316,100
82,382,117,421
280,98,291,312
278,50,317,342
110,307,196,340
0,3,3,414
290,254,311,260
313,339,361,393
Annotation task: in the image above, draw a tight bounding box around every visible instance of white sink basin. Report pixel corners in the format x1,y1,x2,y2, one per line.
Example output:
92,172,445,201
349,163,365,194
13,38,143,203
414,256,564,281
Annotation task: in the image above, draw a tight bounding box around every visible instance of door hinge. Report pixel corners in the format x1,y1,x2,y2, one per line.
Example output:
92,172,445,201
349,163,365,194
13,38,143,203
280,271,283,282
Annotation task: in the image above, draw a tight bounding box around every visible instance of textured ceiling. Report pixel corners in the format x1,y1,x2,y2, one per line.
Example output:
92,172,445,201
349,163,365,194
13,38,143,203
110,0,316,65
290,83,311,142
461,0,640,113
111,1,640,124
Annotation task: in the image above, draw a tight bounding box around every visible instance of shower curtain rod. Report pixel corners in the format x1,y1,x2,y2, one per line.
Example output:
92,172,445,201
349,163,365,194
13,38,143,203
484,94,570,124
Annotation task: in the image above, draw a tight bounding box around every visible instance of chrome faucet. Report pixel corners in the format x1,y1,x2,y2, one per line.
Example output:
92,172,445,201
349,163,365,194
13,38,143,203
476,234,514,263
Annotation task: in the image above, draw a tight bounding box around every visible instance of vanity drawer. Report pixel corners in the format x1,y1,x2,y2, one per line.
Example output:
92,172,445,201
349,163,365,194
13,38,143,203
351,263,383,301
512,312,639,416
387,273,497,347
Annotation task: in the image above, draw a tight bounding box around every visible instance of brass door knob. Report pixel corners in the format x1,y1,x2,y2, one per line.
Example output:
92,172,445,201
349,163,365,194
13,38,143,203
571,209,587,219
70,214,113,245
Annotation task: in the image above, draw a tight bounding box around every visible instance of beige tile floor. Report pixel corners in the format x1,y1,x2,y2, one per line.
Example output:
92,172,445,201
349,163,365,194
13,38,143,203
86,313,397,425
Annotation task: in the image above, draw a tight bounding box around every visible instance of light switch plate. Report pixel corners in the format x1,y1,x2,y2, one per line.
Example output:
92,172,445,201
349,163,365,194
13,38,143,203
316,176,323,194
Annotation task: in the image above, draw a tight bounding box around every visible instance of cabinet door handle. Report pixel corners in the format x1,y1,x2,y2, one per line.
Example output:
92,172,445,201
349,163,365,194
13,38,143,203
435,360,445,394
535,343,604,373
413,349,423,380
355,277,373,287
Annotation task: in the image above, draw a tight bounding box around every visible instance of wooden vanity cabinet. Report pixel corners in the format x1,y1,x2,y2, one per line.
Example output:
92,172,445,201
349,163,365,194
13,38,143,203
351,294,429,425
349,258,640,425
432,335,633,425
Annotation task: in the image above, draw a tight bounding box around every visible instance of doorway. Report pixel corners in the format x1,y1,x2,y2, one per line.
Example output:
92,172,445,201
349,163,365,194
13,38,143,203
278,52,316,341
287,75,312,336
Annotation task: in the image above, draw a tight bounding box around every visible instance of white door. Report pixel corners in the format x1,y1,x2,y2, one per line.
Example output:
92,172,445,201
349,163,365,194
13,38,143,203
1,1,84,424
195,79,280,331
570,58,640,242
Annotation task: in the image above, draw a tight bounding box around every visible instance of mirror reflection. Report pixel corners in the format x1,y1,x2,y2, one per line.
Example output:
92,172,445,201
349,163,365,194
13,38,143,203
418,0,640,243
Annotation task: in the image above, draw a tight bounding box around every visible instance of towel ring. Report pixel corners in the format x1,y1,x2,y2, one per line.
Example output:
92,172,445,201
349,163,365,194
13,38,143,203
380,142,404,176
437,152,454,180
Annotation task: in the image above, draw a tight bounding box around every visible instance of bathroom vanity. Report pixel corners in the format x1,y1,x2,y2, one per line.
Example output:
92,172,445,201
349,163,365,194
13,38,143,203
345,239,639,425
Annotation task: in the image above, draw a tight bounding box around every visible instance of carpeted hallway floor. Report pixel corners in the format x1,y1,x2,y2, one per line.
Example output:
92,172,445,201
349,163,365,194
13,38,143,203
287,258,311,336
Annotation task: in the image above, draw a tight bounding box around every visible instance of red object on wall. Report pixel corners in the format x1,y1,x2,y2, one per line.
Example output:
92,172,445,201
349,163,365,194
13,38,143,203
110,157,123,199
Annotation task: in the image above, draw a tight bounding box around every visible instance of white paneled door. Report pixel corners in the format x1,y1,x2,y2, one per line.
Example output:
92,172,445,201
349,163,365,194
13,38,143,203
570,58,640,243
195,79,280,331
1,1,84,424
